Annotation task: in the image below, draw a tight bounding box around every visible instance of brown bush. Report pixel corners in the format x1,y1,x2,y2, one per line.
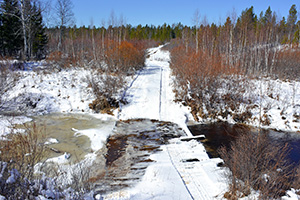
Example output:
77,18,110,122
46,51,77,69
119,40,145,73
87,69,125,114
0,122,46,198
0,62,20,109
89,96,119,115
218,131,293,199
292,168,300,193
170,44,246,121
274,47,300,80
103,40,146,74
0,122,46,181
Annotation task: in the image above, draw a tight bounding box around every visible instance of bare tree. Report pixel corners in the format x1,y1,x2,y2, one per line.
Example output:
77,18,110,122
101,19,105,52
192,9,201,54
90,18,96,61
19,0,29,59
108,10,116,40
40,0,52,27
118,14,126,44
54,0,74,51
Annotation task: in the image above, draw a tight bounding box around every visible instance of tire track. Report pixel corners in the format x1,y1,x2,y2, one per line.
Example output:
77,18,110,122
166,145,195,200
159,66,163,120
116,45,218,199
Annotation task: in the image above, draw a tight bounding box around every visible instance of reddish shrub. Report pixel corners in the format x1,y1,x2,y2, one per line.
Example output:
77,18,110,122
104,40,145,74
170,44,247,121
274,47,300,80
47,51,74,68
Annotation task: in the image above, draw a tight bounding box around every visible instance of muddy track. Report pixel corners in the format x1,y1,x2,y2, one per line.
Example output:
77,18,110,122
90,119,186,194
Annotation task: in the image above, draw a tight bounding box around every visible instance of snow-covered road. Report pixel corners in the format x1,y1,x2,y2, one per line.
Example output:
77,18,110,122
119,46,192,136
109,46,227,199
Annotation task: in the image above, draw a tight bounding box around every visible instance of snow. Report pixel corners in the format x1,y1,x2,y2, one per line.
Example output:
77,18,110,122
73,115,116,151
44,138,59,145
245,79,300,132
6,168,20,184
106,145,193,200
3,68,94,115
283,189,300,200
106,138,227,200
0,115,32,137
46,152,71,164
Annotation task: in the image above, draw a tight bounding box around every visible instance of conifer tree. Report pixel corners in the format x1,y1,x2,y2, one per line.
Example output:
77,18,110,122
264,6,273,25
287,4,297,41
0,0,22,57
278,17,288,43
30,2,47,59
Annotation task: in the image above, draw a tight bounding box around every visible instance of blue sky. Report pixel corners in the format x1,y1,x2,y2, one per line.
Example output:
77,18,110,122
71,0,298,27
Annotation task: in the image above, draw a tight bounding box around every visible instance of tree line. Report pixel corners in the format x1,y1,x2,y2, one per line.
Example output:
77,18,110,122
0,1,299,66
170,5,300,75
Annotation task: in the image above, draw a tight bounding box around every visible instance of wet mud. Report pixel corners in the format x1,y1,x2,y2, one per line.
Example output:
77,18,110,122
91,118,186,194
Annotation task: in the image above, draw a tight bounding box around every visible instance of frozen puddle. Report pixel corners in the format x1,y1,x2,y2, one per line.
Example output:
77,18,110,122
27,113,116,163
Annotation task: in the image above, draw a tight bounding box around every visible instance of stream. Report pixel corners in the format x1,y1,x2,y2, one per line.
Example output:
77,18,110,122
188,122,300,166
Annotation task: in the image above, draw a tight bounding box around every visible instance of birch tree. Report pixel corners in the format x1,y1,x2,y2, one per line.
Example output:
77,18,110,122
19,0,28,59
192,9,201,54
55,0,74,52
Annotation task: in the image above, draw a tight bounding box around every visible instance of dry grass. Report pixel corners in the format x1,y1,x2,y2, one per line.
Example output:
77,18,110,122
0,122,46,199
0,122,46,181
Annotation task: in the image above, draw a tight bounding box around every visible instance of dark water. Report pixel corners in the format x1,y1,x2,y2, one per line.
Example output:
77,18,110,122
188,122,300,166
